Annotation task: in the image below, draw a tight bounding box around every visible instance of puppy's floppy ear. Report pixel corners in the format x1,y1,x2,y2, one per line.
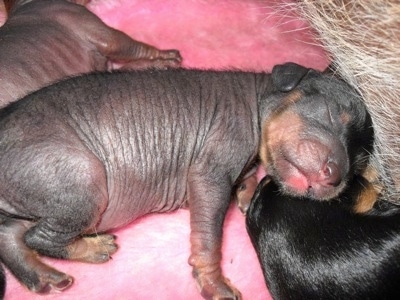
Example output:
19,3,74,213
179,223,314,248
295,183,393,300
272,62,310,92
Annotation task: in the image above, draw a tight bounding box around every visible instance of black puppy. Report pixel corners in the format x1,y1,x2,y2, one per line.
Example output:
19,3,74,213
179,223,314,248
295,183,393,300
246,176,400,299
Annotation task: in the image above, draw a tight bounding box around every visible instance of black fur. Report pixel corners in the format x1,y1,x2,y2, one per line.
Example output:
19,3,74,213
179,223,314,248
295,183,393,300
246,176,400,299
0,264,4,299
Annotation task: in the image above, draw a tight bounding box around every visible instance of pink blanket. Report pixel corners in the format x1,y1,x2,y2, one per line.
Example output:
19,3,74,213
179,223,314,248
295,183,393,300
2,0,327,299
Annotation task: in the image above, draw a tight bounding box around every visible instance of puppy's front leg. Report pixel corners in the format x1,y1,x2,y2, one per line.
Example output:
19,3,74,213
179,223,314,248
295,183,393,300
187,165,241,300
234,171,258,215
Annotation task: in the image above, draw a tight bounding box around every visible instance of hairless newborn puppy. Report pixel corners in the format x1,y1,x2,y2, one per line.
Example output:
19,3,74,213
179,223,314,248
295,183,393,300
247,175,400,299
0,63,373,299
0,0,181,108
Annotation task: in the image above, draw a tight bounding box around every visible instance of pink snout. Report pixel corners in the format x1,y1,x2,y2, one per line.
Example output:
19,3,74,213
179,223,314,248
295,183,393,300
274,138,348,200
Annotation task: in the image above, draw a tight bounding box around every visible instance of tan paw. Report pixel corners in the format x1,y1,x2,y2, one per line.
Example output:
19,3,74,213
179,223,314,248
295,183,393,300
66,234,118,263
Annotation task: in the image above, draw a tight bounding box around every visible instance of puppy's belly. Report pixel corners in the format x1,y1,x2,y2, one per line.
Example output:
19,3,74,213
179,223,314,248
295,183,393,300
94,184,186,232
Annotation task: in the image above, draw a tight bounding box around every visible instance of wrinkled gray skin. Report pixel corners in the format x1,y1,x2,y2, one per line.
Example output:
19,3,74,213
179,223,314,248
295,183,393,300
0,63,372,299
0,0,181,108
1,69,264,300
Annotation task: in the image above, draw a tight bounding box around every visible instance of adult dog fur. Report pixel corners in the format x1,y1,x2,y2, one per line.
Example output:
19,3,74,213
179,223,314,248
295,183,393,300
287,0,400,202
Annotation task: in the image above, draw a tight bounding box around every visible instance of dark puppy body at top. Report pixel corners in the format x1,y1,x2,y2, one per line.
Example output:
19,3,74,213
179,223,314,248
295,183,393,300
0,63,373,299
247,175,400,299
0,0,181,108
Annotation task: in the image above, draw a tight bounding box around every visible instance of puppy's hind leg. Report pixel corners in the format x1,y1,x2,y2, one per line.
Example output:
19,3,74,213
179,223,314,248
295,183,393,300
0,215,73,293
23,156,117,264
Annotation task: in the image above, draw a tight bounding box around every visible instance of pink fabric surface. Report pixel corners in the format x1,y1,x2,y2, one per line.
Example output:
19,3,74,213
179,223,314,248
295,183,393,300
2,0,328,299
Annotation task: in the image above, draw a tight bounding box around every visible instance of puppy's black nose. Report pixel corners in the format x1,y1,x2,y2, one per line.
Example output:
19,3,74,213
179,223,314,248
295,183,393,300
320,162,341,187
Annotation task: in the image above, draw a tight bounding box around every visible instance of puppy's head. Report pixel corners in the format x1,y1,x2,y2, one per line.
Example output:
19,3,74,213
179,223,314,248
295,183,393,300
260,62,374,200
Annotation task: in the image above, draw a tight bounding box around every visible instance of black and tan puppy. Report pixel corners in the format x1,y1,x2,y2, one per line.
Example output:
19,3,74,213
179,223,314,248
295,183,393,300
0,63,373,299
236,63,376,214
260,63,375,201
246,176,400,299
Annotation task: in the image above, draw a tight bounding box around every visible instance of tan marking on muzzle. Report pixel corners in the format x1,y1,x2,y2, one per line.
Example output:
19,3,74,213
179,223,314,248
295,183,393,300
259,89,305,169
260,110,304,170
259,124,271,172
